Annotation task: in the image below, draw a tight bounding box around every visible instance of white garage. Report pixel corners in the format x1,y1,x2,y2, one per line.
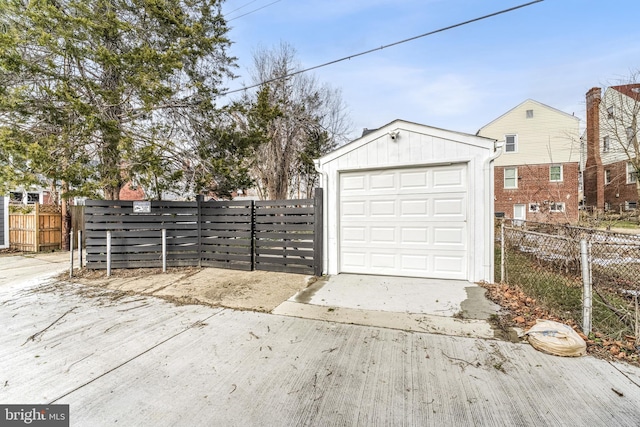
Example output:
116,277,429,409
314,120,499,283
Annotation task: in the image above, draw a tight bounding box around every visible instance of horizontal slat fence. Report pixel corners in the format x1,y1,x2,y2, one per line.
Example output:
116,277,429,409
85,189,323,275
85,200,199,269
200,201,253,271
254,193,321,275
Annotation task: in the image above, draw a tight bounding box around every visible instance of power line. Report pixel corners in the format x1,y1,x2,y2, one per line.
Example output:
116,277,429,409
225,0,261,17
221,0,544,96
227,0,283,22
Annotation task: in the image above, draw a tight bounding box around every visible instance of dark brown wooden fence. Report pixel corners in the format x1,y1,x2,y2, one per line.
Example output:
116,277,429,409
85,189,323,275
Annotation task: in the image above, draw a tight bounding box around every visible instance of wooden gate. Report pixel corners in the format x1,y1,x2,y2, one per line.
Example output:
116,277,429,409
9,204,62,252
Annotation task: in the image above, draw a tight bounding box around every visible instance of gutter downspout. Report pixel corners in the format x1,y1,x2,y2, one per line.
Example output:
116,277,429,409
314,158,329,275
484,140,504,283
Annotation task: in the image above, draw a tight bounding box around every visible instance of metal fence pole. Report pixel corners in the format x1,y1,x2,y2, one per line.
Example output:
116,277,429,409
69,228,74,278
78,230,83,268
500,220,505,283
580,239,592,335
162,228,167,273
107,230,112,277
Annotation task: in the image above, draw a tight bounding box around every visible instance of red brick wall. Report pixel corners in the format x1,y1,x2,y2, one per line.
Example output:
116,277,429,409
603,159,639,212
119,182,145,200
494,163,579,223
584,87,604,211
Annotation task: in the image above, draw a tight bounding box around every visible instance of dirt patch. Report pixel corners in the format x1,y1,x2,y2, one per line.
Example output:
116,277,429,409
59,266,313,313
0,248,22,255
481,282,640,367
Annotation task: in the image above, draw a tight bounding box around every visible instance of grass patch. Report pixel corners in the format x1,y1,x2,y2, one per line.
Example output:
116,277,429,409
608,220,640,229
502,249,633,339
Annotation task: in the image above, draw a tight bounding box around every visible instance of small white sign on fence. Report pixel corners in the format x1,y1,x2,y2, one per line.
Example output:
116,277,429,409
133,201,151,214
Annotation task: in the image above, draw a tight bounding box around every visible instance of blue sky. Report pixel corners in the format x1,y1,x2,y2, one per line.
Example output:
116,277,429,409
221,0,640,139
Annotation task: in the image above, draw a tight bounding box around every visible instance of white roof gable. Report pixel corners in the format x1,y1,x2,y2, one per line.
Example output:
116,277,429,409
317,119,495,166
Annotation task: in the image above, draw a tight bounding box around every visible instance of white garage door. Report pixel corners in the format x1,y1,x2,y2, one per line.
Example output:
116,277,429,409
339,164,468,279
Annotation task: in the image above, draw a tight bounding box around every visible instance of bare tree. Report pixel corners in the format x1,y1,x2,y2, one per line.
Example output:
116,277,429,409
238,42,351,200
600,72,640,204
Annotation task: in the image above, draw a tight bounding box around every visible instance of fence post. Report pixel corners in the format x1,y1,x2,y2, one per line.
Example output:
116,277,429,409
34,202,40,252
500,220,505,283
162,228,167,273
106,230,112,277
250,200,255,271
580,239,592,335
69,228,74,278
196,195,203,268
313,188,324,276
78,230,83,268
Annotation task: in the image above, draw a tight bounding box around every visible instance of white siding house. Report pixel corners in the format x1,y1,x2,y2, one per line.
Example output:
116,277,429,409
314,119,498,283
477,99,581,223
479,99,580,167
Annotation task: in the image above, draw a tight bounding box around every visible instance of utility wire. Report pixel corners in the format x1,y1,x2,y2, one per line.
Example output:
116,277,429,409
227,0,283,22
225,0,261,17
222,0,544,96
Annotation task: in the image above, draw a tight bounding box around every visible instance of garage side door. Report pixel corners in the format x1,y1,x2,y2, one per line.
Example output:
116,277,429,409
339,164,468,279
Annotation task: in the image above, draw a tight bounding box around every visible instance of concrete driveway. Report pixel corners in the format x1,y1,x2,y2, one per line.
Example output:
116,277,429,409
1,253,640,426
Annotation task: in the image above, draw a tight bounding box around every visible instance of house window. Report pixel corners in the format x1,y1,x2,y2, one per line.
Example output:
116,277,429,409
604,202,611,211
9,192,23,203
549,165,563,182
603,136,610,153
504,167,518,189
529,203,540,212
628,162,637,184
605,169,612,184
26,193,39,204
526,110,533,119
607,106,614,119
505,135,517,153
625,201,638,211
549,202,565,213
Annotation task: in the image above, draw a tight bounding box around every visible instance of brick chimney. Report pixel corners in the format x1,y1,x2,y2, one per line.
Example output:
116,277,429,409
584,87,604,212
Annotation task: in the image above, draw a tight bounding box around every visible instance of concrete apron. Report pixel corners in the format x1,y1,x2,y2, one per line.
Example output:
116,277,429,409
273,274,502,339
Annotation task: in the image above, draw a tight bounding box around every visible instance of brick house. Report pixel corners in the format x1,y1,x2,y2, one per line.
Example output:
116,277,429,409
119,182,145,200
477,99,581,223
583,85,639,213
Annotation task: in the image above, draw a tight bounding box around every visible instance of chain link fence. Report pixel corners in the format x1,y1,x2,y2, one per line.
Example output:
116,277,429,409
497,220,640,342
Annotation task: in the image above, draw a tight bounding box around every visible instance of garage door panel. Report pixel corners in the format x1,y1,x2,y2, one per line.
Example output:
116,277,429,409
370,200,395,216
434,255,466,274
400,254,429,271
342,201,366,216
342,226,366,243
343,175,366,191
342,251,366,268
399,171,428,188
433,167,465,188
370,227,395,243
339,164,468,279
433,227,466,246
400,199,428,216
432,197,465,217
371,252,396,268
400,227,429,243
370,173,395,190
